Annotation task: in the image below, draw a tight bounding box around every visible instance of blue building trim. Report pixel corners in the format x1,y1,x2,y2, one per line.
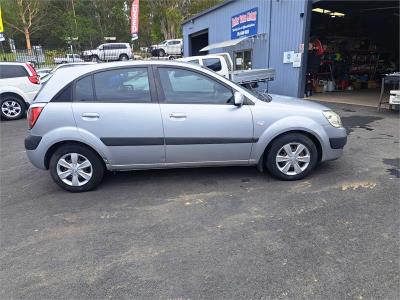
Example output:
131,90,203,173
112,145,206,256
182,0,311,98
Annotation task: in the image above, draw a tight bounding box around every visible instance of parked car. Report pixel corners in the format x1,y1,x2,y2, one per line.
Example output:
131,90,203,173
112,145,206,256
0,62,40,120
149,39,183,57
15,46,46,66
81,43,133,62
36,67,53,78
25,61,347,192
40,62,96,84
54,54,83,64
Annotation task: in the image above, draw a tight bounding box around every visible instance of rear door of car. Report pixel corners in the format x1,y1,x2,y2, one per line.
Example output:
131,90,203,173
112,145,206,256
72,66,165,168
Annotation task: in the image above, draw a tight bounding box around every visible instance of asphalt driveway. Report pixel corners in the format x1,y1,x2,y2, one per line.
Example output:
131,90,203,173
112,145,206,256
0,103,399,299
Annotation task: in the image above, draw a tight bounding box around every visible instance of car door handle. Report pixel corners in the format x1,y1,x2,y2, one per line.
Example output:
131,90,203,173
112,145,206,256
169,113,187,120
81,112,100,120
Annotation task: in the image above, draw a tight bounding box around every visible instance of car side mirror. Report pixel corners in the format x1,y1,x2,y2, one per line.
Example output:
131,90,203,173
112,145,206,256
234,91,244,107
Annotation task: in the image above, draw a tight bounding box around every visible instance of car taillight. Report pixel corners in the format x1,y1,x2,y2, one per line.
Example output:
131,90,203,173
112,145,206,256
28,105,45,129
25,63,40,84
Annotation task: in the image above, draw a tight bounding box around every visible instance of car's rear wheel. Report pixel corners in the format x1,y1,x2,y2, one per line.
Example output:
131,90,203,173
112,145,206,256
91,55,99,62
158,49,166,57
265,133,318,180
1,95,26,121
49,144,104,192
119,54,129,61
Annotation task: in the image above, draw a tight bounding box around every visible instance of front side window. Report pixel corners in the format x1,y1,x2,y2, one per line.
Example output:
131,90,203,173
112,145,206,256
93,68,151,102
203,58,222,72
158,67,233,104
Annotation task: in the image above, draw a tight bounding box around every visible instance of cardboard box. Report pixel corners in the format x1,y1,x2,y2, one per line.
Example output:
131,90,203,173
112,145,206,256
314,85,325,93
353,81,361,90
368,80,377,89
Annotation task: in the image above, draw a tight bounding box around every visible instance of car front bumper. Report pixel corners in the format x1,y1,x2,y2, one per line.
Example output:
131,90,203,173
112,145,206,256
321,125,347,161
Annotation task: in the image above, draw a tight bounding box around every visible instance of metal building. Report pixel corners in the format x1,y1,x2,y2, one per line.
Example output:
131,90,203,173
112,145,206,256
182,0,311,98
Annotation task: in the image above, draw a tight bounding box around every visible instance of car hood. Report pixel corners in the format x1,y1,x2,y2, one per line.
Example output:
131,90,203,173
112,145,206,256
267,94,330,112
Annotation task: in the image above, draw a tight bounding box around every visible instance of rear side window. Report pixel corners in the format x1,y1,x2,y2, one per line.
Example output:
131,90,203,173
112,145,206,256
75,76,94,101
0,65,28,79
93,68,151,102
52,83,73,102
203,58,222,72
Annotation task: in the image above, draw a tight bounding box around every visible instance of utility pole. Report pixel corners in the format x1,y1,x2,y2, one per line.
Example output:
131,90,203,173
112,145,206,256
71,0,79,48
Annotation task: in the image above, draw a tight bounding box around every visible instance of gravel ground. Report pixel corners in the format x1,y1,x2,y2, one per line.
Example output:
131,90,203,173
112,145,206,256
0,102,399,299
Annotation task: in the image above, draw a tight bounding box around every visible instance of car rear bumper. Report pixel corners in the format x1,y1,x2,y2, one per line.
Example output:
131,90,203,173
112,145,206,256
25,134,47,169
25,135,42,150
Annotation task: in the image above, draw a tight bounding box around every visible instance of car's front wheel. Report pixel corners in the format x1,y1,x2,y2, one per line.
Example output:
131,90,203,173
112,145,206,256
49,144,104,192
265,133,318,180
1,95,26,120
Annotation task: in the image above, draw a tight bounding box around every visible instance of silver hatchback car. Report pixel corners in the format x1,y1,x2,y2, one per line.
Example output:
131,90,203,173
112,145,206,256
25,61,347,192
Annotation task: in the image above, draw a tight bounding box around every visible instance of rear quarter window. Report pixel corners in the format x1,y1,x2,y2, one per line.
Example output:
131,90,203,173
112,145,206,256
0,65,28,79
203,58,222,72
51,83,73,102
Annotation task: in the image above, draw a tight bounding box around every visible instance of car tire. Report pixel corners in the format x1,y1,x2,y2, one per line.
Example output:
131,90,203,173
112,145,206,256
119,54,129,61
158,49,166,57
91,55,99,62
49,144,105,192
0,95,26,121
265,133,318,181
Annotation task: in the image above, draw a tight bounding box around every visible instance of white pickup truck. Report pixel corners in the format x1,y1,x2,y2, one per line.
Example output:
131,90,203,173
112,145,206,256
178,53,275,86
149,39,183,58
53,54,83,64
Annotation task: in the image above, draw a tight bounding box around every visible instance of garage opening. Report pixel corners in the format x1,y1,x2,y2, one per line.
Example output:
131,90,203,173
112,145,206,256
305,1,399,108
189,29,209,56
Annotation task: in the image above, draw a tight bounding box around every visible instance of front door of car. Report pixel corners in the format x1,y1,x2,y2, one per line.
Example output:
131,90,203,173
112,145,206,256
72,66,165,167
155,66,254,165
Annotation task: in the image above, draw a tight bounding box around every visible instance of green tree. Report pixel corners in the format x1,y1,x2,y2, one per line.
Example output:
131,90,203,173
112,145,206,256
2,0,47,51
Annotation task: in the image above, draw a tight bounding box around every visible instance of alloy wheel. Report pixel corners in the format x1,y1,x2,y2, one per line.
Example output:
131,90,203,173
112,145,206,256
1,100,22,119
56,153,93,187
275,143,311,176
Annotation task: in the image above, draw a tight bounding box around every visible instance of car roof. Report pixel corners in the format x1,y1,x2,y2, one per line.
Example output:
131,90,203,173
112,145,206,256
35,60,211,102
0,62,29,67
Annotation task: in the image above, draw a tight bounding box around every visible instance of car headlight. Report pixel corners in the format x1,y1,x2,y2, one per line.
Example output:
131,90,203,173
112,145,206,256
323,110,342,128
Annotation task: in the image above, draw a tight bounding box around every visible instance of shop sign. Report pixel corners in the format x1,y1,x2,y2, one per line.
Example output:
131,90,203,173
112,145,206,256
231,7,258,40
